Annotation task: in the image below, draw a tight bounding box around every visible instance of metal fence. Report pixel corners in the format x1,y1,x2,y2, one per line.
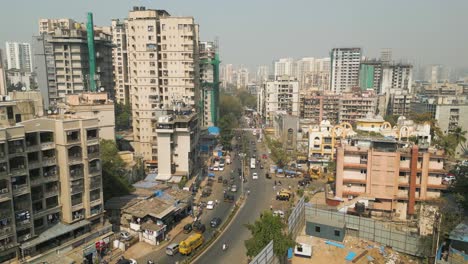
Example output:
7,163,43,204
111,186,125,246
288,196,305,238
305,204,431,257
249,240,278,264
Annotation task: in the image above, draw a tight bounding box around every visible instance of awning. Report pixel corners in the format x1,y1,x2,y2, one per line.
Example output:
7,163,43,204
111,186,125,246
20,220,91,249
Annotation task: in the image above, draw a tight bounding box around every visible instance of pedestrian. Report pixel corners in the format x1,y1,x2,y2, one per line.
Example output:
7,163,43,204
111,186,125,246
274,180,277,186
273,185,276,191
270,205,273,211
289,185,291,190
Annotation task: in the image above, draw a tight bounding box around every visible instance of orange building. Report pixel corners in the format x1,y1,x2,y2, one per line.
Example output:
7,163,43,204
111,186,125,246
335,138,446,220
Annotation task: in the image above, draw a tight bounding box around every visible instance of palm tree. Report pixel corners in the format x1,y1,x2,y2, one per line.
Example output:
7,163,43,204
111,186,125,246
452,126,467,146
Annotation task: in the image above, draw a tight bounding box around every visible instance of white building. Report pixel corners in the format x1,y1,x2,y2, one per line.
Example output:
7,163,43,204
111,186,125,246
221,63,234,88
274,58,295,78
256,65,269,84
125,7,200,161
380,63,413,94
330,48,361,93
5,42,33,72
264,76,299,125
111,19,130,105
236,67,249,89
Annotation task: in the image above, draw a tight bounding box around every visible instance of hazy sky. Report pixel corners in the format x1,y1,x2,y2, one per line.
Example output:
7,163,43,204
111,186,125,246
1,0,467,69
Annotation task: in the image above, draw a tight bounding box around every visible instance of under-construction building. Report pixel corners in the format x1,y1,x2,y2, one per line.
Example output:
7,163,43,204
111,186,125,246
199,41,220,128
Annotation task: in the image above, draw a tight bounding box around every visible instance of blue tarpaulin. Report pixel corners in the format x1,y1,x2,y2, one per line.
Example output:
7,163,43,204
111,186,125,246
287,248,293,259
277,169,284,173
208,126,220,135
284,170,297,175
208,173,215,177
345,251,357,261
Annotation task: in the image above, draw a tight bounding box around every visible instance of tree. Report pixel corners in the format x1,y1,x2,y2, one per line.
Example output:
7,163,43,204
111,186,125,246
265,136,290,167
384,114,399,127
451,165,468,211
100,139,134,201
245,211,296,261
452,126,467,148
237,89,257,109
115,103,132,130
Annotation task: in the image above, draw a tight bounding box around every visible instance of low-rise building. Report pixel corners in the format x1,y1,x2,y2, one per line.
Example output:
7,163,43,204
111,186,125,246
339,91,378,124
272,113,298,154
300,93,340,125
335,138,447,220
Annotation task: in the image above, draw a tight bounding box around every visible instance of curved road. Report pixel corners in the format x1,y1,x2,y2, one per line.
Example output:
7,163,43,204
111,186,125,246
194,132,275,264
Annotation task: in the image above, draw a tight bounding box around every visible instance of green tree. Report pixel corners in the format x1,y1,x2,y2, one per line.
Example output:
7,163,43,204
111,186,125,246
451,165,468,211
384,114,399,126
245,211,296,261
100,139,134,201
452,127,467,147
237,89,257,109
115,103,132,130
265,136,290,167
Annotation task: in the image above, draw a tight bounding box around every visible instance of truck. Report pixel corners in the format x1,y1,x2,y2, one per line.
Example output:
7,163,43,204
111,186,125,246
250,158,256,169
179,233,204,255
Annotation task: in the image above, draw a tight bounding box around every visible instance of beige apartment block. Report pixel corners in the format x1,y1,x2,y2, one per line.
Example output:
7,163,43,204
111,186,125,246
0,99,104,262
338,91,378,124
126,7,200,161
58,92,116,141
335,138,447,220
263,76,299,126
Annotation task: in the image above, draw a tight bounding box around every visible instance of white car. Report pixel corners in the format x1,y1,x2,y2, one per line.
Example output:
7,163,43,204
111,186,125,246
213,166,219,171
219,165,225,171
206,200,215,210
252,172,258,180
119,231,132,241
443,175,456,183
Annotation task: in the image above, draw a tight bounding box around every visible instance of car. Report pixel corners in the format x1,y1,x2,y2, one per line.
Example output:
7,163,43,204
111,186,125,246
297,164,303,169
119,231,132,241
206,200,215,210
210,217,222,228
219,165,225,171
193,221,206,233
183,223,193,234
202,187,212,197
443,175,456,184
224,193,235,202
230,185,237,192
252,172,258,180
262,154,268,159
117,258,137,264
273,210,285,218
213,166,219,171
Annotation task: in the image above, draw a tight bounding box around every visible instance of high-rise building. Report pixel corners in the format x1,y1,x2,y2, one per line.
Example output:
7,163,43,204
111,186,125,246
236,67,249,89
359,60,382,91
33,17,113,108
256,65,269,84
380,48,392,63
5,42,33,72
330,48,361,93
199,41,220,128
263,76,299,125
274,58,295,78
380,63,413,94
295,57,315,89
125,6,200,161
111,19,130,105
221,63,234,88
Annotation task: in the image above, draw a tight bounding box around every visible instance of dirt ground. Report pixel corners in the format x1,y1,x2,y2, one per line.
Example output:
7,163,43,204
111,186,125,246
293,228,421,264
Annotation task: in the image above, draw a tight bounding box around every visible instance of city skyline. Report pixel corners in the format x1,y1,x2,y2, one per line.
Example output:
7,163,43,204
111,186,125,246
0,0,467,69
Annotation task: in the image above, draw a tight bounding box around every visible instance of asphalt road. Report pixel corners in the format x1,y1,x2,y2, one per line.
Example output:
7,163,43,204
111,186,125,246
194,131,276,264
137,138,245,264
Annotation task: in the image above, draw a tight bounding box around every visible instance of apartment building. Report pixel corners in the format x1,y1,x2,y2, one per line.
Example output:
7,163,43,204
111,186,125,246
300,93,340,125
263,76,299,126
0,101,104,262
387,89,413,116
330,48,361,93
274,58,295,79
221,63,234,88
339,91,378,124
199,41,219,128
125,6,200,161
57,92,116,140
5,42,33,72
380,63,413,94
335,138,447,220
256,65,269,84
33,19,113,108
359,60,382,91
236,67,249,89
111,19,130,105
0,50,6,95
155,110,200,182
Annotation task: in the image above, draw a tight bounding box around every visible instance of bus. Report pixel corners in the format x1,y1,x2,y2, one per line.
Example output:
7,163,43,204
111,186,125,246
250,158,256,169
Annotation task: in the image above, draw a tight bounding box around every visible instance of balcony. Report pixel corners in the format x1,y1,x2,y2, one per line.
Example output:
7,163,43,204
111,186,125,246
0,226,13,236
89,177,102,189
8,141,25,156
12,184,29,196
66,130,81,144
70,167,84,180
42,157,56,166
0,237,15,251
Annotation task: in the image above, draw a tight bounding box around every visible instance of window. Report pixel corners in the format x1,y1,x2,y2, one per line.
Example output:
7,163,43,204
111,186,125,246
147,25,154,32
400,156,406,161
315,226,321,233
334,230,340,237
161,24,166,30
360,169,367,174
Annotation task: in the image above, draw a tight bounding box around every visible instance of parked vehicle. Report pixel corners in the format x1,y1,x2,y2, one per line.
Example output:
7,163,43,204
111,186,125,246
202,187,212,197
276,189,292,201
166,243,179,256
218,176,223,183
120,231,132,241
252,172,258,180
210,217,222,228
179,233,204,255
266,173,271,179
183,223,193,234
